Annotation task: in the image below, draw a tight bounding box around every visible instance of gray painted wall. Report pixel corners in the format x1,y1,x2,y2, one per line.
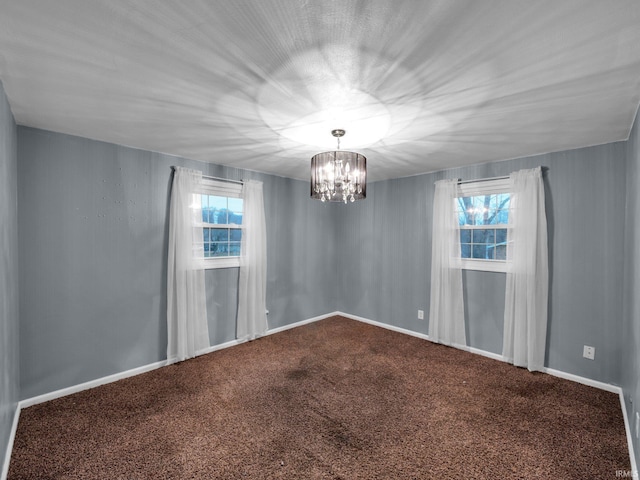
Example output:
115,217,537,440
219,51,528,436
337,142,626,384
623,106,640,465
0,81,19,473
18,127,337,399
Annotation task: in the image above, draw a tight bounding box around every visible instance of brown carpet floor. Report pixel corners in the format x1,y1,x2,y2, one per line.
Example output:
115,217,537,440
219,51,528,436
9,316,630,479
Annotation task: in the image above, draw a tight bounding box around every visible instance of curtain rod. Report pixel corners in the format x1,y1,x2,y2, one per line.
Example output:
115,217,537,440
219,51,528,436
171,166,244,185
202,174,244,185
458,175,509,185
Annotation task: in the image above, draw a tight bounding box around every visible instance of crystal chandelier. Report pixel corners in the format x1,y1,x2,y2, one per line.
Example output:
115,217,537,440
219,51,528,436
310,129,367,203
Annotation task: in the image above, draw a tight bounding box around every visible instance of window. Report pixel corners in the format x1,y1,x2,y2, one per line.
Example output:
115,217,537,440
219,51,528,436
456,178,510,272
199,179,243,269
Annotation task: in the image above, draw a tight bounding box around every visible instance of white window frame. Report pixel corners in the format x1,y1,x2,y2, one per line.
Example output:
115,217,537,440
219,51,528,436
198,179,243,270
456,178,511,273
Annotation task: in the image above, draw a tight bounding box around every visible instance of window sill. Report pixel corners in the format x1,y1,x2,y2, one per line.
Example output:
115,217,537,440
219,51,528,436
461,258,506,273
203,257,240,270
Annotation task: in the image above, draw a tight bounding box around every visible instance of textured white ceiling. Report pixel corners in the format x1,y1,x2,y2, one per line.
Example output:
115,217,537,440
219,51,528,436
1,1,639,181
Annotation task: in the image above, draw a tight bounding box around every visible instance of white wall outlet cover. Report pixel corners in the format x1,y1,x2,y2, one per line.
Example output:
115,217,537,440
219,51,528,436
582,345,595,360
417,310,424,320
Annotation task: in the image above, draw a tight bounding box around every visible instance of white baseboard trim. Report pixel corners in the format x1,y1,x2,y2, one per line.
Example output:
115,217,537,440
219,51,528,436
466,346,505,362
194,339,244,359
19,360,168,409
267,311,340,336
338,311,508,363
198,312,341,356
338,312,431,341
1,403,21,480
618,389,639,477
541,367,620,393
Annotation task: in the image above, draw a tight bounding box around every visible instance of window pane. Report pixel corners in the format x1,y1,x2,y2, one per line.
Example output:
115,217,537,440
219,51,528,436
472,244,492,259
201,195,209,223
457,194,509,226
208,196,228,224
228,198,243,225
210,242,228,256
465,199,477,225
473,197,489,225
211,228,229,242
203,228,210,243
461,244,471,258
460,210,473,226
230,228,242,242
229,213,243,225
472,229,495,244
495,244,507,260
495,209,509,224
460,229,471,243
458,198,473,226
495,228,507,243
229,242,241,256
496,194,510,209
457,199,467,224
486,211,500,225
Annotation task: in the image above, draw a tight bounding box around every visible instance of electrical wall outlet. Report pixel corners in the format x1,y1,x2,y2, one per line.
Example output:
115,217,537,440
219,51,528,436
583,345,595,360
417,310,424,320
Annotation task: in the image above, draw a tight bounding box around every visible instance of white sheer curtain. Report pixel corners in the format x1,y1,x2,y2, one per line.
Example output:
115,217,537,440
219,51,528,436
167,167,210,363
237,179,268,341
428,178,466,347
503,166,548,372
